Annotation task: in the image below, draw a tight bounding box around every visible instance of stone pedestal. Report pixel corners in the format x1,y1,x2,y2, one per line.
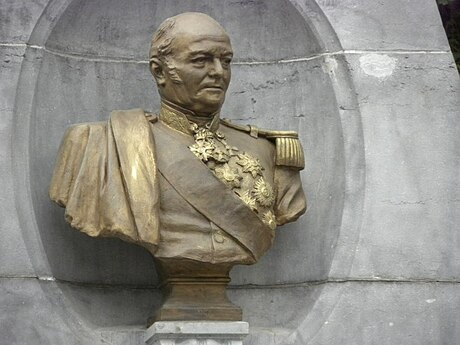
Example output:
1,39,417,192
145,321,249,345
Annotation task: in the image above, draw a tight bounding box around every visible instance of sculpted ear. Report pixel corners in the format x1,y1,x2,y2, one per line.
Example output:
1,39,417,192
150,58,166,86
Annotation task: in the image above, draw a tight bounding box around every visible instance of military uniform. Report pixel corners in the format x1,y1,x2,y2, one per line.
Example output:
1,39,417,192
50,102,306,265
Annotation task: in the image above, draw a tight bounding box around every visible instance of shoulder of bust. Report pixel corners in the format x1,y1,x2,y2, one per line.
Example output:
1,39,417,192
220,118,305,169
65,109,157,137
64,109,157,136
66,120,106,134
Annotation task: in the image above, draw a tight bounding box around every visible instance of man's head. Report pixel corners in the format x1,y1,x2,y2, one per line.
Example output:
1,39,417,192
149,13,233,117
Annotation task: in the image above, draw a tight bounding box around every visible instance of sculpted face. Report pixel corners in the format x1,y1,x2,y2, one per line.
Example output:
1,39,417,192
166,35,232,116
150,13,233,116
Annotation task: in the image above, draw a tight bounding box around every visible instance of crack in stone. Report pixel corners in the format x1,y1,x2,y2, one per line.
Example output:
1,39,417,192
0,43,452,66
381,198,460,206
0,276,458,290
381,199,431,205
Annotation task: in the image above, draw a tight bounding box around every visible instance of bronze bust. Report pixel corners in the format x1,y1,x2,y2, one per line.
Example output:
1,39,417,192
49,12,306,323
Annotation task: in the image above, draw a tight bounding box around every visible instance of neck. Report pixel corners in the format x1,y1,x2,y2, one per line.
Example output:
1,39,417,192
162,99,220,119
159,100,221,135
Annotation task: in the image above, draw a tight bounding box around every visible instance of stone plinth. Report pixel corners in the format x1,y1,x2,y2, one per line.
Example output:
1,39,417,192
145,321,249,345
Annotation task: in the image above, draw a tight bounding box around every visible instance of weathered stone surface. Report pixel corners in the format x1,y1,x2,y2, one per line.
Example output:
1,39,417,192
0,0,48,43
57,281,161,327
284,281,460,345
340,52,460,281
0,45,35,277
228,283,323,330
317,0,450,51
46,0,321,61
0,278,147,344
2,279,459,345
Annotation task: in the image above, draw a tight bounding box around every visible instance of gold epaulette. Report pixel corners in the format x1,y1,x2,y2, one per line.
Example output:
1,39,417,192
221,118,305,170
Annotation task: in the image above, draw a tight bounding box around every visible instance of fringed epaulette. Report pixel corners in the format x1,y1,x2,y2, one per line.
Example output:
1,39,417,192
221,118,305,170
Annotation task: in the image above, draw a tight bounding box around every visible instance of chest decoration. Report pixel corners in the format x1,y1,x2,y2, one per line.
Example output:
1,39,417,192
188,123,277,230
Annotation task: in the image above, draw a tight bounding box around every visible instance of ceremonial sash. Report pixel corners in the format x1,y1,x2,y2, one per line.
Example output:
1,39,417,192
152,122,274,261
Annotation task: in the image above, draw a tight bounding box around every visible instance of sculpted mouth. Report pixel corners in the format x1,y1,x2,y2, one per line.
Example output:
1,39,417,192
202,85,224,90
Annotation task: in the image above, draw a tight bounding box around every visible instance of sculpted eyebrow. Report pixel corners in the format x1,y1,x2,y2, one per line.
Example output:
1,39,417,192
188,50,233,58
189,50,209,57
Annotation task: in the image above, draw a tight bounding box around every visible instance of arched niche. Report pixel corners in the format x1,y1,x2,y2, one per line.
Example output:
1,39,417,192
15,0,363,338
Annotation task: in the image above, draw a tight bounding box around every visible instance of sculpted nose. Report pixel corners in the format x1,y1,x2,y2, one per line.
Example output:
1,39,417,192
209,58,224,78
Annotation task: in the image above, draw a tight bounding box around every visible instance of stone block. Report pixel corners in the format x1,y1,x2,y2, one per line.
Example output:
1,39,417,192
145,321,249,345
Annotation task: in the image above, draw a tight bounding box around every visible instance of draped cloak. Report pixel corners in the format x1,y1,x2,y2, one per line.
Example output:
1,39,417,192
49,109,160,252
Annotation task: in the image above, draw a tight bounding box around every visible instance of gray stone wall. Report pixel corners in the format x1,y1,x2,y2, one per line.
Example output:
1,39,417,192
1,0,458,344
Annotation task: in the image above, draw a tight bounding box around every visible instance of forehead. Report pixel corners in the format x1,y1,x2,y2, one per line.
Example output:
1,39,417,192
173,34,233,57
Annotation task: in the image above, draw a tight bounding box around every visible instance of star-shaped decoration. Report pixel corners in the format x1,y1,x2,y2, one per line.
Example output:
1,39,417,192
214,164,242,188
262,210,277,230
236,190,258,212
193,127,215,142
189,140,215,162
223,142,239,157
212,148,230,163
252,177,275,207
236,153,264,178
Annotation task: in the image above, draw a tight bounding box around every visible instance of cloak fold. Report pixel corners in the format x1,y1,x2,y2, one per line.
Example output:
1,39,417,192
49,109,160,249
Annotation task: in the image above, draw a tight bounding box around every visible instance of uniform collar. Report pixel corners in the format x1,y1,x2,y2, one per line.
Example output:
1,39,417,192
159,100,221,135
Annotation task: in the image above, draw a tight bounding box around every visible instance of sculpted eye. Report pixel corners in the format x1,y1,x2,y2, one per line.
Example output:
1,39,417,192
191,57,207,66
221,58,232,68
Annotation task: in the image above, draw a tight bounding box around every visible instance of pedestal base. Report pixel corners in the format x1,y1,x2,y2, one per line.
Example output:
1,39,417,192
152,259,242,322
145,321,249,345
153,277,242,321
